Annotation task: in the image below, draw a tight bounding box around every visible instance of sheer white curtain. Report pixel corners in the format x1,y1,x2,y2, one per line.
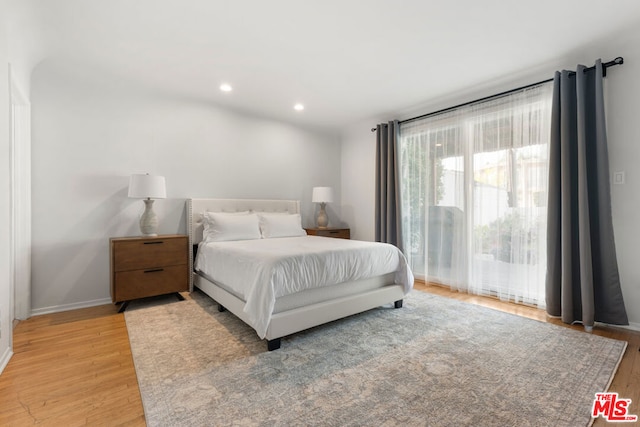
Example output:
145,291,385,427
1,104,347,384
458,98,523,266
399,83,553,307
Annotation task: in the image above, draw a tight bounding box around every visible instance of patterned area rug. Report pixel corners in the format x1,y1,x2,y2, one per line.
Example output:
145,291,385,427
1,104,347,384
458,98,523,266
125,290,626,427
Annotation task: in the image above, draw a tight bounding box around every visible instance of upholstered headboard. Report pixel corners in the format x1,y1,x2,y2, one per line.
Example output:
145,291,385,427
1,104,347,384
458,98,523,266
185,198,301,290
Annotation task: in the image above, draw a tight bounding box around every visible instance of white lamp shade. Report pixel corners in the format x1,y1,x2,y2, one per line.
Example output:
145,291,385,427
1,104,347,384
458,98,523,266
312,186,334,203
128,174,167,199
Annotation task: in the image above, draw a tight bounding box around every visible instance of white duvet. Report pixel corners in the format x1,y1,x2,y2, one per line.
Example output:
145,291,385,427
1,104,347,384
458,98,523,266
195,235,414,338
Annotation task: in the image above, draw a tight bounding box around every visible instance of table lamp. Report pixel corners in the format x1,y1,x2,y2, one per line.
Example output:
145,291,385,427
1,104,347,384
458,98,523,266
312,186,334,229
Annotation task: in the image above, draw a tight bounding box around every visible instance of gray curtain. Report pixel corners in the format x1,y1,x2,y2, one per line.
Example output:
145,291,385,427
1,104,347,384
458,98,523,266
546,59,629,329
375,121,402,248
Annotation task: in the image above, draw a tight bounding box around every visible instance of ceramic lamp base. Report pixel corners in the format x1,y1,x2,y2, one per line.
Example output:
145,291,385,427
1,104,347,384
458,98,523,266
140,198,159,236
316,202,329,228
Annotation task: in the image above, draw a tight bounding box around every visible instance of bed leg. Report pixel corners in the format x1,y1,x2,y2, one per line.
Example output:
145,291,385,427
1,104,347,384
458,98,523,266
394,299,403,309
217,304,226,312
267,338,281,351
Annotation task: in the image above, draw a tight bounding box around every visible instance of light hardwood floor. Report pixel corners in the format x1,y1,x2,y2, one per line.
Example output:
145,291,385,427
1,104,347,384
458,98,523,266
0,304,145,426
1,283,638,426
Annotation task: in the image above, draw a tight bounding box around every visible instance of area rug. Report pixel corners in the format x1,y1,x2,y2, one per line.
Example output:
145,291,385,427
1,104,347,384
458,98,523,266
124,290,627,427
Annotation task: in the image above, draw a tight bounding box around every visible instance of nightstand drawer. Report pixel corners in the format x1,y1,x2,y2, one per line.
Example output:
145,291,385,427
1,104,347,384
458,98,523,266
306,228,350,239
114,264,188,302
113,237,187,271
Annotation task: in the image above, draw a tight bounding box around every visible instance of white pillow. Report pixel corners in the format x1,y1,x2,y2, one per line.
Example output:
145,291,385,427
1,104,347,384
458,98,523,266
202,212,261,242
206,210,250,215
259,213,307,238
201,211,249,237
199,210,249,228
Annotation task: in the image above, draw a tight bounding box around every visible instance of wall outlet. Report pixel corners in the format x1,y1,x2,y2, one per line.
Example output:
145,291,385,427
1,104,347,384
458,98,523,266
613,171,625,185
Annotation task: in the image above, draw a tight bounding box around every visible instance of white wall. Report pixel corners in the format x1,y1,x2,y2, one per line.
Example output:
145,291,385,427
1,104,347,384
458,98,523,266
0,0,14,372
341,27,640,329
341,118,382,242
5,0,42,100
605,31,640,330
30,60,341,313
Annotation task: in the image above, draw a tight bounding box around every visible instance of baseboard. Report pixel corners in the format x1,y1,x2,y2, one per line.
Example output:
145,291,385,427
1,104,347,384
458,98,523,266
617,321,640,333
0,347,13,375
597,320,640,333
31,298,113,317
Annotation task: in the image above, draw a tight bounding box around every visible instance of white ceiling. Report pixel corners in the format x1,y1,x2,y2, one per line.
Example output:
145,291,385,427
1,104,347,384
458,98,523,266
13,0,640,133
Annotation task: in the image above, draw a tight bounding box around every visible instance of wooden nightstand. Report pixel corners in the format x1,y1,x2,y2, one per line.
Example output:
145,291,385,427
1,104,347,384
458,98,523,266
110,234,188,312
305,227,351,239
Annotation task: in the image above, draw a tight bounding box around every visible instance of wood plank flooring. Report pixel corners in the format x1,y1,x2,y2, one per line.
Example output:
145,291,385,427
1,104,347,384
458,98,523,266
0,304,145,426
0,284,638,426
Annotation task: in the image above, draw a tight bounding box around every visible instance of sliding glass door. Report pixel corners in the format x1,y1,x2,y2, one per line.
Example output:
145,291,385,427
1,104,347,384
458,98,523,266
399,83,553,307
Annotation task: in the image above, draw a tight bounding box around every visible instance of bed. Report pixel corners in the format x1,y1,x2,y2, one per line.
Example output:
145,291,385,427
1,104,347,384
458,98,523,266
187,198,414,350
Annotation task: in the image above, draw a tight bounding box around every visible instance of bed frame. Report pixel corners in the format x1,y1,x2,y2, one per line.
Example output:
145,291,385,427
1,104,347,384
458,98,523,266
186,198,405,350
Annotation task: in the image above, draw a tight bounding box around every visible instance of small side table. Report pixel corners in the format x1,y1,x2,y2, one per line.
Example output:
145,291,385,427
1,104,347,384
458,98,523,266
305,227,351,239
110,234,189,312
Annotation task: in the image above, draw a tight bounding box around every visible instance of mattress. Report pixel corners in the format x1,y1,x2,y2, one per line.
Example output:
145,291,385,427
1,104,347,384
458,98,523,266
194,236,413,338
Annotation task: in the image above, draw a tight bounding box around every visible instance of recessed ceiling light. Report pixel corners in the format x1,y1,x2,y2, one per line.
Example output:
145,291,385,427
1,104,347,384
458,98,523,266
294,103,304,111
220,83,232,92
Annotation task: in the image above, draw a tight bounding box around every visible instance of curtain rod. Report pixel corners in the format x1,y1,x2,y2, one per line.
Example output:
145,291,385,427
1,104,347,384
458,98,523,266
370,56,624,132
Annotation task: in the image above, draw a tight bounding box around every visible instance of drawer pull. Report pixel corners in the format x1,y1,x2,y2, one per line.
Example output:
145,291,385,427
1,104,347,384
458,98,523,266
144,268,165,273
329,231,339,234
143,241,164,245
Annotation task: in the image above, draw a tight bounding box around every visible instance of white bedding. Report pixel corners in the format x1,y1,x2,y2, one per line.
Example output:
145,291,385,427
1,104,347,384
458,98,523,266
194,235,414,338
